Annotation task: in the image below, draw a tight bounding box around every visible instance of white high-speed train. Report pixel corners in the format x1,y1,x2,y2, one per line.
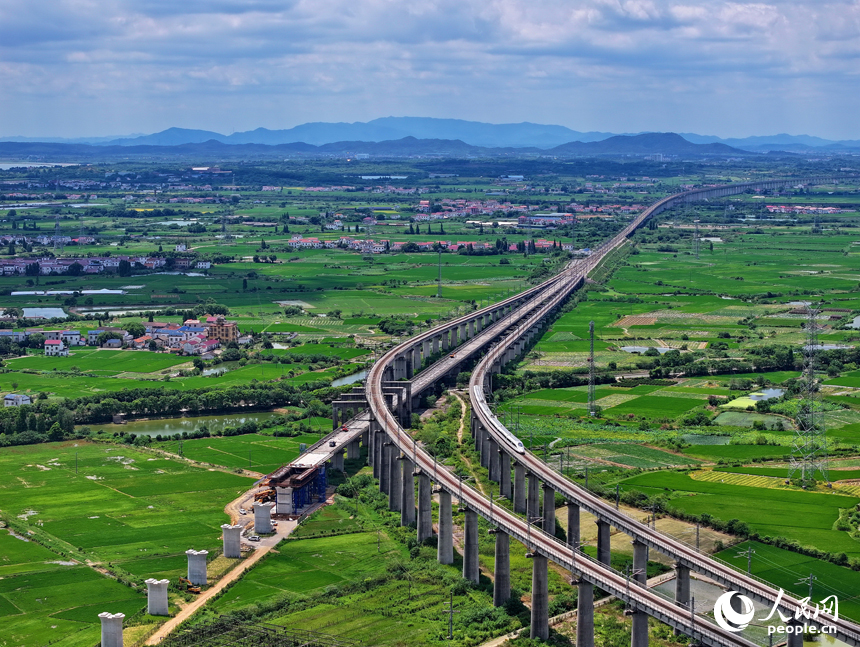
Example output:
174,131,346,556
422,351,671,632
471,386,526,454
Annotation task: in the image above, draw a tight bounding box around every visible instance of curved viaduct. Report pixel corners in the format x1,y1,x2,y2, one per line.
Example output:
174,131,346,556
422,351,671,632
356,175,857,647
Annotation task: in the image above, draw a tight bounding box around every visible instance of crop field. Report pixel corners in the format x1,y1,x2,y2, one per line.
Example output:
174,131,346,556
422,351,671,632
619,471,860,557
0,441,253,571
153,433,321,474
7,349,191,375
0,532,146,647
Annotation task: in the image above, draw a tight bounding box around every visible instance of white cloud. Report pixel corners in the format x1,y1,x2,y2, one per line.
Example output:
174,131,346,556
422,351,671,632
0,0,857,138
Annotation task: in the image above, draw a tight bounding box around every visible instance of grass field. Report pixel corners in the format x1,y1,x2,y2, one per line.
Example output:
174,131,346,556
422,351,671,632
0,441,253,572
6,349,191,375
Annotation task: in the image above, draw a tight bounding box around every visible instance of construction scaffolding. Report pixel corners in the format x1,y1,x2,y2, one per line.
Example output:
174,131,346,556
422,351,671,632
161,617,362,647
789,304,829,487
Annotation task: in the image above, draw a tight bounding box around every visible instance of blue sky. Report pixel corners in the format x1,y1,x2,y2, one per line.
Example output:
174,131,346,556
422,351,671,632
1,0,858,139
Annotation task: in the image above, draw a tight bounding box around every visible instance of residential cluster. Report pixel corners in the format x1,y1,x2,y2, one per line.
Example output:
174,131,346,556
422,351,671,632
284,234,585,254
0,254,211,276
765,205,850,214
0,315,241,360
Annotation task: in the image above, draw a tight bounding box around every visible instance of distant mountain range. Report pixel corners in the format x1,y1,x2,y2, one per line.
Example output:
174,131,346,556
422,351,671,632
0,132,755,159
4,117,859,152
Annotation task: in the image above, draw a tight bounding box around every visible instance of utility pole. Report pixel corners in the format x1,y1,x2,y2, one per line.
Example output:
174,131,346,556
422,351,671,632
443,591,459,640
795,572,818,599
736,546,756,574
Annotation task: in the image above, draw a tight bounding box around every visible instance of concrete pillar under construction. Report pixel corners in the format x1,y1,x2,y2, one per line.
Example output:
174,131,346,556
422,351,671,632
401,456,416,527
530,554,549,640
388,446,401,512
463,509,480,583
491,530,510,606
221,524,242,559
674,564,691,608
499,450,511,499
253,502,274,534
437,490,453,564
631,609,649,647
542,484,555,535
596,519,611,566
513,463,526,513
145,578,169,616
488,438,500,483
576,580,595,647
185,549,208,586
567,502,580,549
632,539,648,585
527,473,540,521
417,472,432,542
99,612,124,647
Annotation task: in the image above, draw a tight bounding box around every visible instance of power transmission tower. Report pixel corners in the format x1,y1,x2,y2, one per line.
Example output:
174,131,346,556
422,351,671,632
588,321,596,416
789,304,829,488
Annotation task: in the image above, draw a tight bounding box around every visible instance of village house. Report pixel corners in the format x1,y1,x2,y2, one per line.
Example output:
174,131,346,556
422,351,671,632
44,340,68,356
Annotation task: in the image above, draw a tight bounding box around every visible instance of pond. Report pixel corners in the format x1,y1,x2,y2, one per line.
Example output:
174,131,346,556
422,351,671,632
653,576,848,647
331,370,368,387
88,411,282,437
749,388,784,401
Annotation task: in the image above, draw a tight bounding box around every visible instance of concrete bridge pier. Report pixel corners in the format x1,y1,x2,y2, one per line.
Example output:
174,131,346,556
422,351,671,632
387,445,401,510
412,346,421,374
347,439,360,460
252,503,274,534
442,332,450,351
567,502,580,549
469,320,476,337
481,431,491,469
542,484,555,534
529,553,549,640
417,471,432,542
221,524,242,559
332,448,344,472
596,519,611,565
433,336,440,354
185,549,208,585
499,450,511,499
576,579,595,647
463,508,480,583
513,462,526,513
99,612,125,647
632,539,648,585
787,619,804,647
631,609,649,647
400,456,416,527
378,439,389,493
527,472,540,520
145,579,169,616
459,323,467,342
422,339,431,362
490,529,510,606
674,564,690,607
488,438,500,483
437,489,453,564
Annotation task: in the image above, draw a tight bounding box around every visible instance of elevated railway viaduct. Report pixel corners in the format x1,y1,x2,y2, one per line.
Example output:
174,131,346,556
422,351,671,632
318,176,856,646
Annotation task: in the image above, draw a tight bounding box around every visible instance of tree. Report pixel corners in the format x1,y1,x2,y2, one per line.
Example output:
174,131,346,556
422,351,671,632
242,278,248,290
122,322,145,339
28,333,45,349
118,259,132,277
48,422,64,442
7,243,14,255
66,262,84,276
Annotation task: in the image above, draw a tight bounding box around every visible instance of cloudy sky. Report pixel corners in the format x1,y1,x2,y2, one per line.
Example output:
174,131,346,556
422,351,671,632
1,0,858,139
